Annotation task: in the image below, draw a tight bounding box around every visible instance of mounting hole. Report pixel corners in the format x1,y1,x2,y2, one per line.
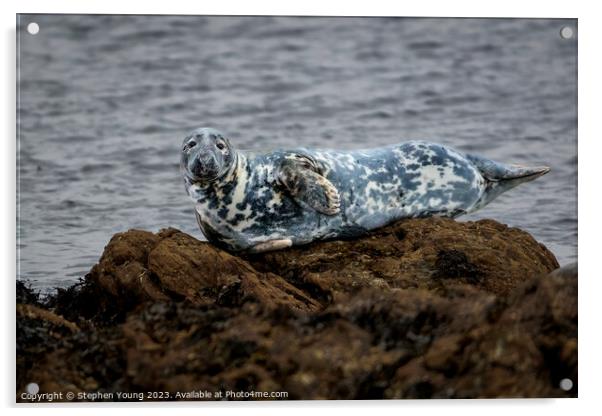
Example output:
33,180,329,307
560,26,573,40
26,382,39,394
559,378,573,391
27,22,40,35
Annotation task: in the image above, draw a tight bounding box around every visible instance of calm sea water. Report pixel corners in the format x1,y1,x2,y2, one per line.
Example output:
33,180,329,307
17,15,577,292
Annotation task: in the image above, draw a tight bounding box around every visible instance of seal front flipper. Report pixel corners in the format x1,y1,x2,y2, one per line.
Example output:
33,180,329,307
248,239,293,253
277,155,341,215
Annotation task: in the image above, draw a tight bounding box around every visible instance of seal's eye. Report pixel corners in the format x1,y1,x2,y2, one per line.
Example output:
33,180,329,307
184,140,197,151
216,142,225,150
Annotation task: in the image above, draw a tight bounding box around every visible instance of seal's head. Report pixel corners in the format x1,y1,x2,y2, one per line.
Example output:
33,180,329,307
180,127,235,183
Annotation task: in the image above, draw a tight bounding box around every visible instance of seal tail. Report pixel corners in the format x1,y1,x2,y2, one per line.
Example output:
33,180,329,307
467,154,550,211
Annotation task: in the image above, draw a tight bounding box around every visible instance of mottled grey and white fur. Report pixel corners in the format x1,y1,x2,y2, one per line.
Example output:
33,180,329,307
181,127,550,253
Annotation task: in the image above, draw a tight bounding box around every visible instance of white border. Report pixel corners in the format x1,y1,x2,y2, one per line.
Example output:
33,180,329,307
2,0,599,414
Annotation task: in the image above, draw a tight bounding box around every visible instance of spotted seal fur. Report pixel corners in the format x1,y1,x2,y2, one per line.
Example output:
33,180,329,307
181,127,550,253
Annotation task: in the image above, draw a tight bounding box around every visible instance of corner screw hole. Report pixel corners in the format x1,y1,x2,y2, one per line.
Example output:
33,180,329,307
560,26,574,40
26,382,39,394
27,22,40,35
559,378,573,391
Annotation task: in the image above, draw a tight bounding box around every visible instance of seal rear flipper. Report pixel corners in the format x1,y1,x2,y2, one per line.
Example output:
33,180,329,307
467,154,551,212
277,157,341,216
466,154,550,182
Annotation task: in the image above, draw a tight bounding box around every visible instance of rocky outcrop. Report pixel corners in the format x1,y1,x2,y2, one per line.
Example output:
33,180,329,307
16,217,576,401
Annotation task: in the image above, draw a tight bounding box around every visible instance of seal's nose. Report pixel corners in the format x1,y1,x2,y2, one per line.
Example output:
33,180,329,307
190,155,217,177
190,158,203,176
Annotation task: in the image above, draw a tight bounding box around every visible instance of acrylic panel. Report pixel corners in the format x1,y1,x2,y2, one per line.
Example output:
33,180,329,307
17,15,577,401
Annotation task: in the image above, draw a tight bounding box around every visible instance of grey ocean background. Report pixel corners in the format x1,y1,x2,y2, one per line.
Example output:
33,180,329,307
17,15,577,292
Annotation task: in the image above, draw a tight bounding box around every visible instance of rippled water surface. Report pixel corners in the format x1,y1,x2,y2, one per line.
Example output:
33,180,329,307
17,15,577,292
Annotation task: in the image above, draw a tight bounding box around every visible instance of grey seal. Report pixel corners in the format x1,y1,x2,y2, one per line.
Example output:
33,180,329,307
181,127,550,253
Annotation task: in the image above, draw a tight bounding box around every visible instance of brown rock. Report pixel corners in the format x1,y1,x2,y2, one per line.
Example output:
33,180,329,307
84,227,320,314
247,217,559,298
17,304,79,333
16,218,575,401
423,334,465,372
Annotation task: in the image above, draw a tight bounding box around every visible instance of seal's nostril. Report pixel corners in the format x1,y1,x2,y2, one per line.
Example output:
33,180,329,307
191,162,205,177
